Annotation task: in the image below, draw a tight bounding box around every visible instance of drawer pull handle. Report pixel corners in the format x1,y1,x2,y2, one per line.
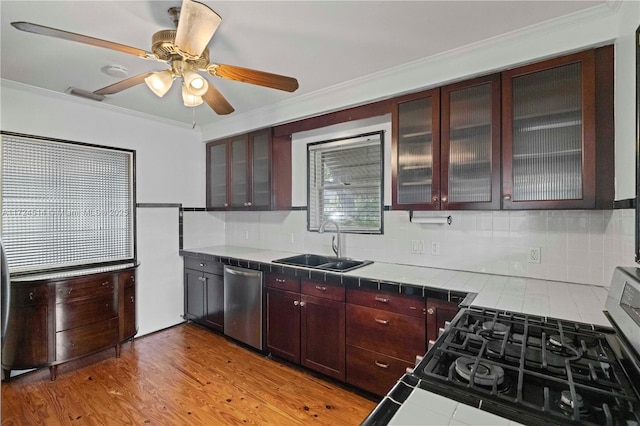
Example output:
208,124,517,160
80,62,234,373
374,296,389,303
294,300,300,306
29,291,34,301
199,263,206,267
275,278,285,283
315,285,327,292
130,276,135,283
374,318,390,325
68,289,73,295
102,281,109,286
375,360,389,369
130,296,135,303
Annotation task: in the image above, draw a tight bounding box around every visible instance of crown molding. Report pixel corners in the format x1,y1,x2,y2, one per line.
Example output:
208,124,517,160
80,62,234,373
0,78,201,132
201,1,621,141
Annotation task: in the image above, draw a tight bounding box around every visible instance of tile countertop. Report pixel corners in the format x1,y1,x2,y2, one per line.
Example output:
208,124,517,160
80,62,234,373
181,245,610,327
182,245,614,426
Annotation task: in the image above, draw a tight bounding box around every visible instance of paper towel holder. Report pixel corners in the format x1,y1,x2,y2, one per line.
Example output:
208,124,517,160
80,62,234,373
409,211,452,225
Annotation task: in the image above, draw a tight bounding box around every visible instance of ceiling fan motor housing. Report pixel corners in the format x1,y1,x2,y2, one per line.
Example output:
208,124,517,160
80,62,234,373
151,29,210,69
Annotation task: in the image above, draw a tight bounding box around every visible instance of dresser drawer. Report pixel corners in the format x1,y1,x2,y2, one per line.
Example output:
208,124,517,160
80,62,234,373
301,280,344,301
55,276,115,302
346,345,413,396
346,288,425,318
56,294,117,332
183,257,223,275
346,304,425,362
55,317,119,361
10,283,48,306
265,273,300,292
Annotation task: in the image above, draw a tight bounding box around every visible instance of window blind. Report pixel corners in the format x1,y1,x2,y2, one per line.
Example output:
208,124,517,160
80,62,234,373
1,133,135,274
308,132,383,234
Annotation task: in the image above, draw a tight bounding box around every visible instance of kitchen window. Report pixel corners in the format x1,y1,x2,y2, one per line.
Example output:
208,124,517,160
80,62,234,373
0,132,136,275
307,131,384,234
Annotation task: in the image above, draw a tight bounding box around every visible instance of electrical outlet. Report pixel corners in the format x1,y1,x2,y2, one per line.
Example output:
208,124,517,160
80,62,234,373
411,240,425,254
528,247,541,264
431,242,440,256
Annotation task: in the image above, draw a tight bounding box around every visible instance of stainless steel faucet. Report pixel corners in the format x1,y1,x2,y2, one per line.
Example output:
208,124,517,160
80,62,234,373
319,219,342,258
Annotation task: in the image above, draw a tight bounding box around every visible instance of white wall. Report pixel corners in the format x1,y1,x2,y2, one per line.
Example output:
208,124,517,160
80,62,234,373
1,82,204,336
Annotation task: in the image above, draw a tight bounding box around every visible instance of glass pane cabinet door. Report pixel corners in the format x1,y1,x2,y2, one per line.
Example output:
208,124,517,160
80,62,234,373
394,90,440,209
208,143,227,208
511,63,583,202
251,131,271,208
230,136,248,208
502,49,599,210
441,75,500,209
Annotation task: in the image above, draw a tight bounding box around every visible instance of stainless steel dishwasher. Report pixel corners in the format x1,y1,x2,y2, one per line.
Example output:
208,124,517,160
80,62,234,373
223,266,263,350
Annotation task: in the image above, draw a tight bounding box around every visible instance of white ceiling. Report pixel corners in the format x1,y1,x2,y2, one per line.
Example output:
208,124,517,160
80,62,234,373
1,1,606,130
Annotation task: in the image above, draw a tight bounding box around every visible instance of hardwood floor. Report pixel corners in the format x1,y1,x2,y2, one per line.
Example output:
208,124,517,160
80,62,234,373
2,324,377,425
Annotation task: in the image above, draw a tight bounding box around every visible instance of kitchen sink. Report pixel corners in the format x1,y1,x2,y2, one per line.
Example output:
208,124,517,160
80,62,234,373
273,254,373,272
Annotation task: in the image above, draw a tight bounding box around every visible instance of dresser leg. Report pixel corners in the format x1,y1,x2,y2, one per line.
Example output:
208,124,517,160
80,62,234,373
115,343,121,358
49,365,57,381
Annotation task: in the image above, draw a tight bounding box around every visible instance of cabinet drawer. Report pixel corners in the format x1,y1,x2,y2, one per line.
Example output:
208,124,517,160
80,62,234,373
56,294,117,332
265,273,300,292
346,288,424,318
55,317,119,361
346,345,413,396
55,277,115,302
301,280,344,301
183,257,223,275
346,304,425,362
10,283,48,306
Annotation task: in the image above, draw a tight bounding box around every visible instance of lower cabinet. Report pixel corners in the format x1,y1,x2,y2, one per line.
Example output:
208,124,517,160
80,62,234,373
184,257,224,331
2,266,138,381
265,273,346,381
300,280,345,381
346,287,426,396
426,297,460,350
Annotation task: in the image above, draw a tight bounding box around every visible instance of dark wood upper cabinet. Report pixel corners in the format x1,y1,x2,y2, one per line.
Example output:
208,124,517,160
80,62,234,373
392,88,441,211
206,129,292,210
501,46,614,210
392,46,613,211
441,74,502,210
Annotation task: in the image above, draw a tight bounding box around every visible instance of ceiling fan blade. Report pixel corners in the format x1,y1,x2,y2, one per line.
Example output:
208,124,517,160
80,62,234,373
175,0,221,58
11,22,155,59
202,84,234,115
208,64,299,92
94,73,153,95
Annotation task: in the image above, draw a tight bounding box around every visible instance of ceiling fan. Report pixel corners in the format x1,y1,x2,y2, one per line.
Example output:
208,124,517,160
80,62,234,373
11,0,299,115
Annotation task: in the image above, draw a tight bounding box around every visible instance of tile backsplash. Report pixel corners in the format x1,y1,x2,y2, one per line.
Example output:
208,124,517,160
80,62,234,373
183,208,636,287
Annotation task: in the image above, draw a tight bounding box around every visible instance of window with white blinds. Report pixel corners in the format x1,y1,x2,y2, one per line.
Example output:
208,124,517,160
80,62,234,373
308,131,383,234
1,133,135,274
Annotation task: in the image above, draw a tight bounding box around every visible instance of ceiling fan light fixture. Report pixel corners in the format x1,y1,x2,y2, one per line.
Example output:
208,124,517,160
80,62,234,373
182,84,203,107
144,70,174,97
183,71,208,96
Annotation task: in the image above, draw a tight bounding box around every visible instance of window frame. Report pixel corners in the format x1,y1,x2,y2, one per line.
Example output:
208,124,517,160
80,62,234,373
307,130,384,235
0,131,137,277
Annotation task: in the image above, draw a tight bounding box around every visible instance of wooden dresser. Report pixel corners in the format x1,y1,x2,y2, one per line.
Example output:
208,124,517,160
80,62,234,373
2,266,137,380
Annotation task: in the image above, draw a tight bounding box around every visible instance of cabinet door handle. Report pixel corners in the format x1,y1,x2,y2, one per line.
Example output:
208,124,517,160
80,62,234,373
441,196,448,203
374,296,389,303
29,291,34,301
275,278,285,283
293,300,300,306
130,276,135,283
224,203,229,207
432,196,438,202
503,194,512,201
315,285,327,292
247,202,252,207
375,318,390,325
375,360,389,369
130,296,135,303
427,307,435,315
299,301,306,307
199,263,206,267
